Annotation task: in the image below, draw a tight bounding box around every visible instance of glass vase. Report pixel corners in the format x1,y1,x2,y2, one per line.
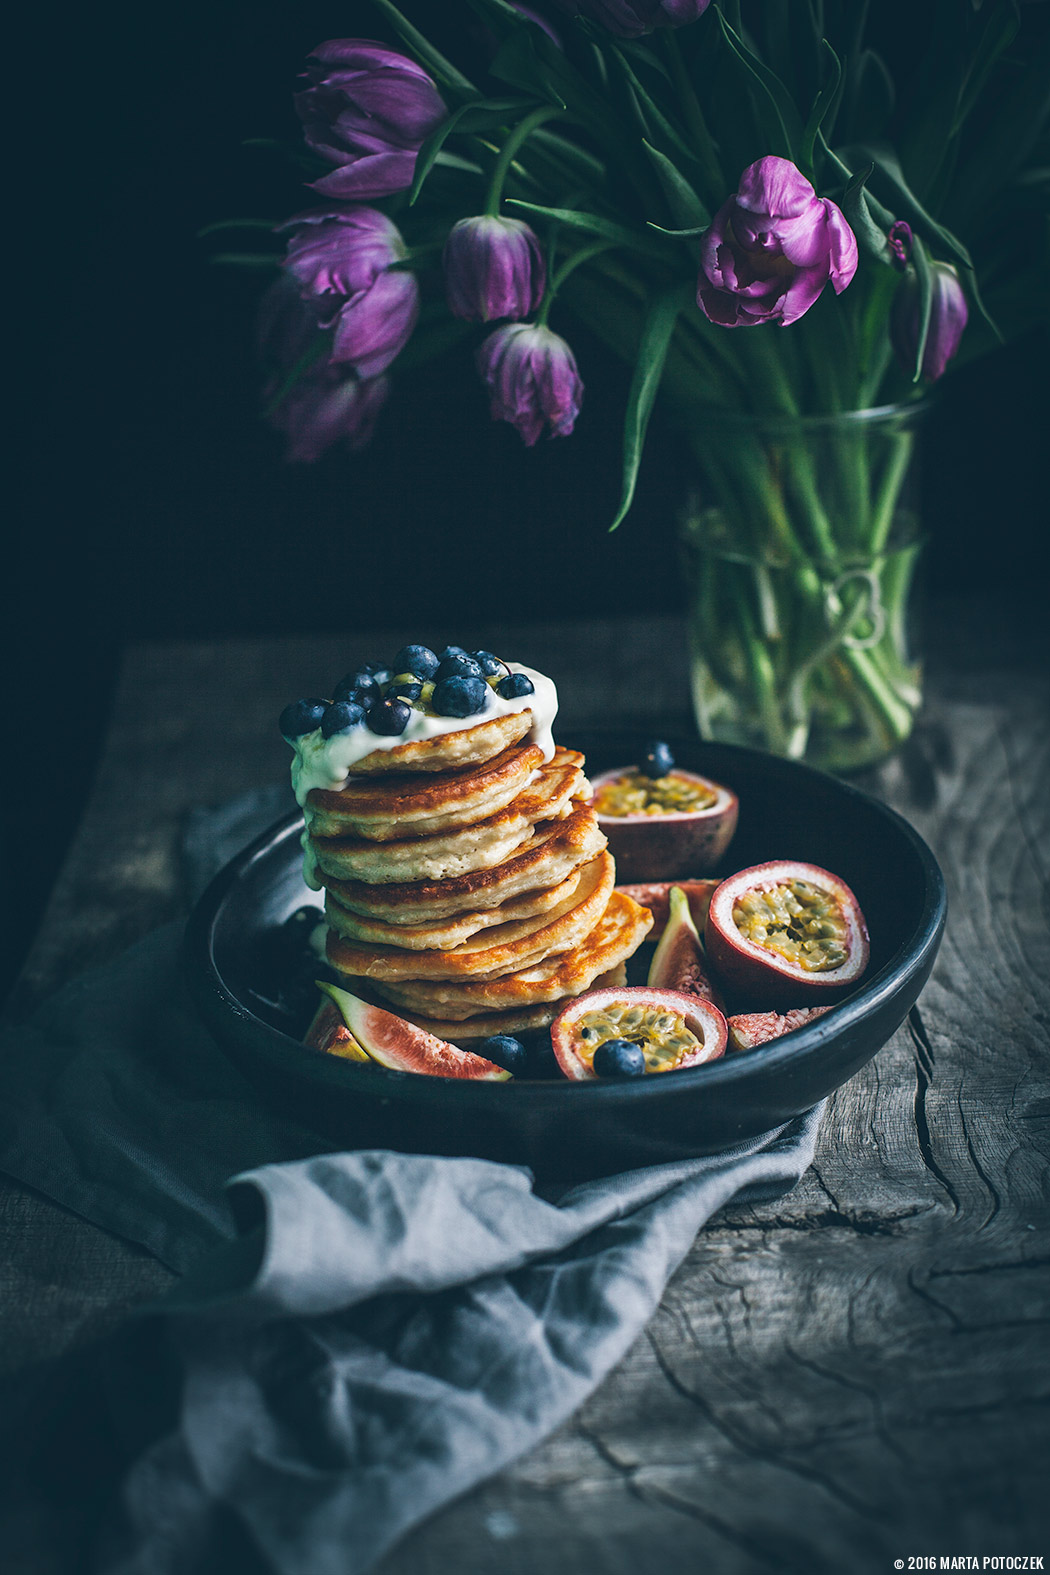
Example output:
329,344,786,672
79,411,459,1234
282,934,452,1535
679,401,927,773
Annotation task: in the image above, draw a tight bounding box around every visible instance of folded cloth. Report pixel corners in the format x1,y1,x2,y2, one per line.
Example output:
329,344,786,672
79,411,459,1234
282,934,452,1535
0,788,825,1575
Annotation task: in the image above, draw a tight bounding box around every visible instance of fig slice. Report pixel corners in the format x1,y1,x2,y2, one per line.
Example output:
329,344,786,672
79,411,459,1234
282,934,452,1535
589,765,737,882
705,861,870,1007
550,985,727,1081
647,885,724,1010
727,1006,832,1052
314,982,511,1080
615,879,718,941
304,995,373,1063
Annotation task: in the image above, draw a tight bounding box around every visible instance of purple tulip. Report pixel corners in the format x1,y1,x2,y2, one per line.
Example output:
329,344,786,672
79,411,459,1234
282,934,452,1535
891,261,969,382
697,156,859,328
476,323,583,445
280,209,419,377
444,216,546,322
295,39,446,200
270,367,391,463
550,0,710,38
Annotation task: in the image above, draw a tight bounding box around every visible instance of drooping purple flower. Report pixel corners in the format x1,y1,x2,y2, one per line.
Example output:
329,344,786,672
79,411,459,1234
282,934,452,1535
295,39,446,200
444,216,546,322
269,367,390,463
280,209,419,377
891,261,969,382
888,220,913,272
476,323,583,445
550,0,710,38
697,156,859,328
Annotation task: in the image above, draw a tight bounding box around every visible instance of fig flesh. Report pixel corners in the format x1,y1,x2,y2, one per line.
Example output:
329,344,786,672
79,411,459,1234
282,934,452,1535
647,885,724,1010
615,879,718,941
727,1006,832,1052
551,985,727,1081
590,766,737,882
305,995,373,1062
315,982,511,1080
705,861,869,1007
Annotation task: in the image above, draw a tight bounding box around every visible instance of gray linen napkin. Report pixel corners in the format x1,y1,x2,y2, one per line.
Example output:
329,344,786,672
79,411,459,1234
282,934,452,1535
0,788,825,1574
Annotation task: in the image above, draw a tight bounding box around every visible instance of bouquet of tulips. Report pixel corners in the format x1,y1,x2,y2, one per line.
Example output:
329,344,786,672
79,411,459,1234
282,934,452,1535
221,0,1049,766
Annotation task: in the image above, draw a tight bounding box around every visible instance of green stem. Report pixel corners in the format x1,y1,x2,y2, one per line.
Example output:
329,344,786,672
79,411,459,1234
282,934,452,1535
485,105,563,216
660,32,724,200
869,431,914,553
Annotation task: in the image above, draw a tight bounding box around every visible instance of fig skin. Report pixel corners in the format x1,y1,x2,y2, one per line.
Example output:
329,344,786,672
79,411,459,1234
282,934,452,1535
647,885,725,1012
705,860,870,1008
615,879,718,941
590,767,738,882
551,985,727,1082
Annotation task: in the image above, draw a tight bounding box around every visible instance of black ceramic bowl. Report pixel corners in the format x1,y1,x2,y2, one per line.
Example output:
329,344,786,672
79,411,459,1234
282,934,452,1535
185,732,946,1180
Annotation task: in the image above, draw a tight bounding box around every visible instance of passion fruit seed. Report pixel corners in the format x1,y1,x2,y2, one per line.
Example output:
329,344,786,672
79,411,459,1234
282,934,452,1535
594,769,718,819
731,879,849,972
574,1000,701,1073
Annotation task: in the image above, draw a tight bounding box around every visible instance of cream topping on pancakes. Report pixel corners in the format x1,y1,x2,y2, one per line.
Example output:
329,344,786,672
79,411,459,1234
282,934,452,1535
290,663,558,809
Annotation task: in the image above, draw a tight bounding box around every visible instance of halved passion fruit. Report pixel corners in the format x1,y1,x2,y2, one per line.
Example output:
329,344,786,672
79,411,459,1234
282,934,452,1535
590,763,737,881
551,986,727,1081
705,861,870,1007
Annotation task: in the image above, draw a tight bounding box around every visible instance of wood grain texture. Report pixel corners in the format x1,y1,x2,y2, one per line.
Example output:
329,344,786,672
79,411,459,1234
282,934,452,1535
2,603,1048,1572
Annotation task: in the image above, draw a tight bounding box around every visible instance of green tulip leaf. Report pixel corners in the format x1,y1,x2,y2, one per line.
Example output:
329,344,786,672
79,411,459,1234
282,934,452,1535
608,51,702,177
800,40,842,180
844,50,896,144
507,200,669,258
366,0,477,95
642,140,711,231
610,285,688,531
409,97,537,204
910,234,935,384
716,11,803,162
842,163,892,264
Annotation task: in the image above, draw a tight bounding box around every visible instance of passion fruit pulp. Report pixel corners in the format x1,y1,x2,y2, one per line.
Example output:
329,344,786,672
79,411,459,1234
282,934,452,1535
705,861,870,1006
551,986,727,1081
589,766,737,882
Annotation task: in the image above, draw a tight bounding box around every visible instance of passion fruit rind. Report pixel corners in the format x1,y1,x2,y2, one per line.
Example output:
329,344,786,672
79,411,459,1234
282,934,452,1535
705,860,870,1007
590,766,738,882
551,986,727,1081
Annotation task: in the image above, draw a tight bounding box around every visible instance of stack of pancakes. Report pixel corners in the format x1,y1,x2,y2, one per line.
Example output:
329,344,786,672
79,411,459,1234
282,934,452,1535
307,709,653,1042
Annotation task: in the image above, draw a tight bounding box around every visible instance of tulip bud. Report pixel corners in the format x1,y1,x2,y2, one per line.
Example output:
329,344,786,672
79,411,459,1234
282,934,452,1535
888,221,913,273
295,39,446,201
891,262,969,382
476,323,583,445
444,216,546,323
697,156,858,328
551,0,710,37
280,209,419,378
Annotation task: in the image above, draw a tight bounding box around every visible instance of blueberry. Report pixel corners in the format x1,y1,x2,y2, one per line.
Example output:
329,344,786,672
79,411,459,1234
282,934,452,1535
278,698,328,738
642,740,675,778
392,644,439,680
321,700,366,738
333,670,380,704
431,675,489,718
387,679,423,703
497,672,534,701
439,645,469,662
368,697,411,736
473,650,506,677
282,904,324,945
435,653,483,683
593,1038,646,1078
478,1034,527,1075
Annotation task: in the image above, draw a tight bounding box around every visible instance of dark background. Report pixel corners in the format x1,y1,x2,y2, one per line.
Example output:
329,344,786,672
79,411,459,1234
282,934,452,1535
7,0,1047,1004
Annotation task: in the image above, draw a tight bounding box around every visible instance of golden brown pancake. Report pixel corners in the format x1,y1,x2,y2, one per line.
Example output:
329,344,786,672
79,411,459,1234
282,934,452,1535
359,890,652,1019
339,710,533,775
325,852,614,982
306,743,544,842
402,964,630,1043
323,861,587,950
319,805,606,923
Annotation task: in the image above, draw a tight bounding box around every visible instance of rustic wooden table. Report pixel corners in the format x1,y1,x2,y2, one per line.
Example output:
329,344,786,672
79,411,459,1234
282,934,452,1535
2,603,1048,1573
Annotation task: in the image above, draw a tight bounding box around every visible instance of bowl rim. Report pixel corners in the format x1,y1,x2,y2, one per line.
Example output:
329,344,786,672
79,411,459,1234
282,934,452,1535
184,738,947,1108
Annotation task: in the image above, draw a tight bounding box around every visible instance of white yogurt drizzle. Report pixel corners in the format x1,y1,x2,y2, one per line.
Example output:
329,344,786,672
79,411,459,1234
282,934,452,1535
288,663,559,891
